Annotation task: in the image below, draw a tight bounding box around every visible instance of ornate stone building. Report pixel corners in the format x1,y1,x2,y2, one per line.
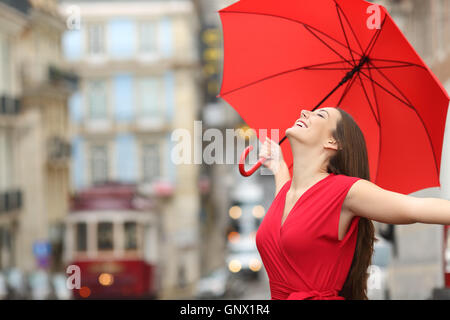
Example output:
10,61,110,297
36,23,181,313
0,0,75,278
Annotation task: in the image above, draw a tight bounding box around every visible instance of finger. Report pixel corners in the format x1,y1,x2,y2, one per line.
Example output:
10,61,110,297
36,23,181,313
266,138,276,146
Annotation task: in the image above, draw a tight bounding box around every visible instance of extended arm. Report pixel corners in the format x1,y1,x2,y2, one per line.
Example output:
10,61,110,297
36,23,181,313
345,179,450,225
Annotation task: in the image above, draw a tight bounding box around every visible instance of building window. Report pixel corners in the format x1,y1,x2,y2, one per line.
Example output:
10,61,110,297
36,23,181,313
138,77,165,120
97,222,113,251
0,128,13,191
90,144,109,184
142,143,160,182
75,223,87,252
139,21,159,55
124,222,137,251
87,80,107,119
87,23,105,55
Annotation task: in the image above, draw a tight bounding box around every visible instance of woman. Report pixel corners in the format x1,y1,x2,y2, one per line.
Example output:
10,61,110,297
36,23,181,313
256,107,450,300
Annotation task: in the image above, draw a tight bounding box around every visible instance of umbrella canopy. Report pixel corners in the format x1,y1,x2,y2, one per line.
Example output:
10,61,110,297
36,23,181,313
218,0,450,195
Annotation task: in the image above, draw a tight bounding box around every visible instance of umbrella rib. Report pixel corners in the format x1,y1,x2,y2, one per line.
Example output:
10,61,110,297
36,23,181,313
367,61,413,106
307,27,362,64
303,25,362,65
366,61,440,175
221,10,362,65
366,65,382,183
366,64,382,130
302,24,354,65
359,69,440,178
334,1,364,54
359,70,412,109
362,29,381,57
357,74,380,126
220,61,353,97
362,64,421,70
335,3,356,66
362,16,387,58
305,67,352,71
369,58,427,70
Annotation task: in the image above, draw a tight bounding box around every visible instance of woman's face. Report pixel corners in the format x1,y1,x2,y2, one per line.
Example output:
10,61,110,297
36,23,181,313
285,107,341,149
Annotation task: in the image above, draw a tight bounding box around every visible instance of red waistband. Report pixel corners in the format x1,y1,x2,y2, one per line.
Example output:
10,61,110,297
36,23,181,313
270,280,344,300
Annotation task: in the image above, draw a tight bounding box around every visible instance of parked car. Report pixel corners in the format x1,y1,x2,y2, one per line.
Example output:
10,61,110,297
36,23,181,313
226,235,262,280
367,237,392,300
195,268,230,299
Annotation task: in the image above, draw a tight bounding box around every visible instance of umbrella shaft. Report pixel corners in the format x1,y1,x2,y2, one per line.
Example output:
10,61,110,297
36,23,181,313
278,57,368,146
338,56,369,87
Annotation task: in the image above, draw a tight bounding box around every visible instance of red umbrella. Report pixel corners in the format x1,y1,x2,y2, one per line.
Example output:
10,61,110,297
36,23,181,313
218,0,449,195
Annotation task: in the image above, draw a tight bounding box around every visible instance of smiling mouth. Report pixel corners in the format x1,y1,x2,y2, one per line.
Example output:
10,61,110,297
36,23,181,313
296,120,308,128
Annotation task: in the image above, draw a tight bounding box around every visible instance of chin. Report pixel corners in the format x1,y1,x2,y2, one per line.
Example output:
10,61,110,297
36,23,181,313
285,127,293,136
285,126,303,142
286,125,299,135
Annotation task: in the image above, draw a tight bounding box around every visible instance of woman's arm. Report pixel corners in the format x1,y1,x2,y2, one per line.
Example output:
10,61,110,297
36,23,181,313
345,179,450,225
259,137,291,197
273,161,291,196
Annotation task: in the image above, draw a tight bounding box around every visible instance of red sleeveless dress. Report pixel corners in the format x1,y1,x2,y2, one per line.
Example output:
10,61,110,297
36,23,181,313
255,173,362,300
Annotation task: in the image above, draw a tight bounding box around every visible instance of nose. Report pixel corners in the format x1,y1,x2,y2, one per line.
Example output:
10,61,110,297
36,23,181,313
301,109,310,119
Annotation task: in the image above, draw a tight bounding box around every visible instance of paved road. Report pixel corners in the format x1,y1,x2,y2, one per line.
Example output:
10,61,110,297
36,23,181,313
223,269,271,300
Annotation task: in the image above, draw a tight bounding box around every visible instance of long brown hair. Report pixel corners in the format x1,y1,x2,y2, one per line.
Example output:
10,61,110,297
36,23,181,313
327,108,377,300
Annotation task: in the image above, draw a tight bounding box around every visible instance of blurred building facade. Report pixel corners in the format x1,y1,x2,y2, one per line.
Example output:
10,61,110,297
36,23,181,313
0,0,75,277
59,0,202,298
374,0,450,299
0,0,28,273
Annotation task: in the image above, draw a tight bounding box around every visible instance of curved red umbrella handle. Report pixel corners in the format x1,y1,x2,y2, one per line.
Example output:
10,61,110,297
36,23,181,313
239,145,267,177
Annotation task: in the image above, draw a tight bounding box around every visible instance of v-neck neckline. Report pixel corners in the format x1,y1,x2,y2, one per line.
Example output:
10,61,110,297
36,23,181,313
280,173,334,230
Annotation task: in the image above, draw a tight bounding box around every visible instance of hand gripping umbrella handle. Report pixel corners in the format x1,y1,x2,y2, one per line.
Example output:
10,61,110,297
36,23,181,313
239,135,288,177
239,145,267,177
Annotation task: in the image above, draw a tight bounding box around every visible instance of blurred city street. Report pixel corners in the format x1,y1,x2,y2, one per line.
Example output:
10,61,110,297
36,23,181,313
235,270,271,300
0,0,449,301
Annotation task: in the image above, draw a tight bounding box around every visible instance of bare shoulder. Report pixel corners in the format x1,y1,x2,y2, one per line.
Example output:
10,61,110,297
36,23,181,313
343,178,391,212
346,178,380,200
343,178,417,224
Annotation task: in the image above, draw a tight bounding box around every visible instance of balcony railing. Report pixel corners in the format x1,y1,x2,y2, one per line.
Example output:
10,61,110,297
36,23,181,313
48,65,79,90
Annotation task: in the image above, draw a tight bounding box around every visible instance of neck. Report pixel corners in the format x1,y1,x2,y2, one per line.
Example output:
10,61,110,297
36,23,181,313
289,140,330,191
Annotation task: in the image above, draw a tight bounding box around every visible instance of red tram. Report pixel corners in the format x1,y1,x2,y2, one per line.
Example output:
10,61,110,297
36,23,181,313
65,183,160,299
